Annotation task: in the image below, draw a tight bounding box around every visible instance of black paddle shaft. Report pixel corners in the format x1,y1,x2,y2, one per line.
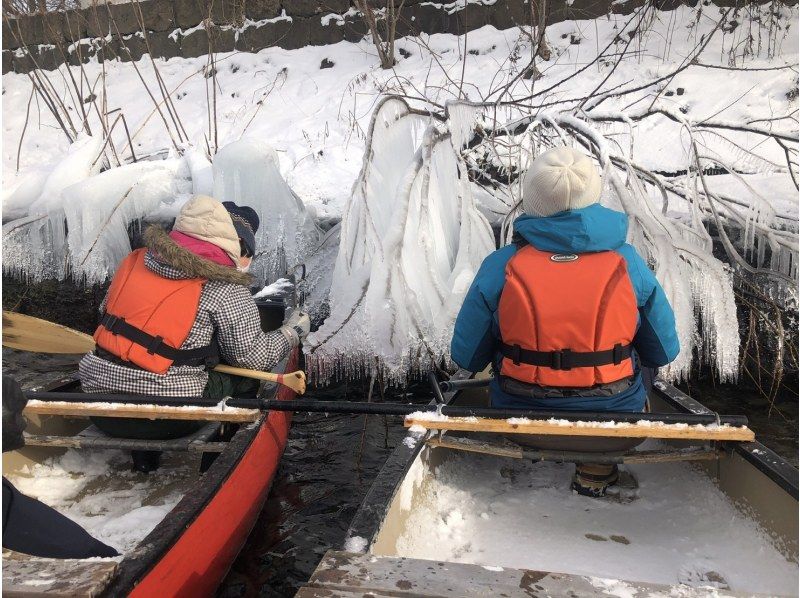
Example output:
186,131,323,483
24,392,749,427
261,399,748,427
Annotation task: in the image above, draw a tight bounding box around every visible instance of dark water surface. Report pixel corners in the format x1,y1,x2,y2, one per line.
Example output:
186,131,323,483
2,350,796,596
678,379,798,467
217,395,412,597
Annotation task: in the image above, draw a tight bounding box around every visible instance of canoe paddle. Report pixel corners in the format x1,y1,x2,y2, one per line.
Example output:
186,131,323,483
2,311,306,395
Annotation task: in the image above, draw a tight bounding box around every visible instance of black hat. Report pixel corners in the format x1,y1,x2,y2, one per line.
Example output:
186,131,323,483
223,202,259,258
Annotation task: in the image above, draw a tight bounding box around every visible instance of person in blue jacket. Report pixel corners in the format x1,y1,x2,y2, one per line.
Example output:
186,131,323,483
450,147,680,496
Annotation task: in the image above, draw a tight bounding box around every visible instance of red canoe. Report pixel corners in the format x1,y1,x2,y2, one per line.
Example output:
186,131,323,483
116,349,298,597
2,349,299,598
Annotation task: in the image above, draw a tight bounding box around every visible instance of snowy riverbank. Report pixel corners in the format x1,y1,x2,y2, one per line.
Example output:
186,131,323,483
3,4,797,384
4,7,797,221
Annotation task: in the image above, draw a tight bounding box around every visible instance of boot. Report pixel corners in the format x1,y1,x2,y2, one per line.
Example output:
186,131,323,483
131,450,161,473
572,463,619,497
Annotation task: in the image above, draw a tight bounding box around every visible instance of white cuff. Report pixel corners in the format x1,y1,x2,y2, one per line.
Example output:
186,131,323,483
279,325,300,348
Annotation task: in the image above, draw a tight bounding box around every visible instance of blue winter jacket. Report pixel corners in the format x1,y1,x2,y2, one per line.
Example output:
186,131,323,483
450,204,680,412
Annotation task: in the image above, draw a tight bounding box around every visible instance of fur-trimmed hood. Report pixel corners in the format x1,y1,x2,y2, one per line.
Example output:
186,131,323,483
143,226,252,286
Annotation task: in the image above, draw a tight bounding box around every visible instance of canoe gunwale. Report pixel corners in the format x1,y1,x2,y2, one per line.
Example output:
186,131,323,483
342,374,469,549
653,380,799,499
344,422,426,549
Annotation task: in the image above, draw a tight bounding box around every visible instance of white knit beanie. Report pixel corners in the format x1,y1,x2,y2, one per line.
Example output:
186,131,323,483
521,147,602,217
173,195,242,266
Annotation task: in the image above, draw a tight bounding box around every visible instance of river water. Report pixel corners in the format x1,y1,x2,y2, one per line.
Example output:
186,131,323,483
2,350,796,596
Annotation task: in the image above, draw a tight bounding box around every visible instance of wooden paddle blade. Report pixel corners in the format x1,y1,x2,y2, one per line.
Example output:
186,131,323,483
2,311,95,355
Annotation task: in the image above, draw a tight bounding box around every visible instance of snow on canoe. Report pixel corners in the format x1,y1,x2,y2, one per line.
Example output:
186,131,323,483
310,374,799,597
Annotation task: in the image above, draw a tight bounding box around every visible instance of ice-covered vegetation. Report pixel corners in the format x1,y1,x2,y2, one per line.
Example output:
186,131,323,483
305,96,494,382
2,3,797,388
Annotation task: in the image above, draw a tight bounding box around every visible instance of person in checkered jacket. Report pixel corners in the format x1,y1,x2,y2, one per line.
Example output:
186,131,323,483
79,195,310,472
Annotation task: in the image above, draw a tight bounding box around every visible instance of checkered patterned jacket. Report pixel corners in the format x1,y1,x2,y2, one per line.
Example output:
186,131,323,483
79,226,291,397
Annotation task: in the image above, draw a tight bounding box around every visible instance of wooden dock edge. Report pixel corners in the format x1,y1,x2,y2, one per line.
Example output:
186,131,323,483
298,551,766,597
404,416,755,442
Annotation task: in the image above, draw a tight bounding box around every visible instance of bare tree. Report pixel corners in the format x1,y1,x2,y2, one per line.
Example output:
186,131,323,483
354,0,406,69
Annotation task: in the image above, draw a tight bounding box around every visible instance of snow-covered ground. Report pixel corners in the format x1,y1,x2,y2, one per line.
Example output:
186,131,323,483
3,6,796,221
3,7,797,217
2,4,797,382
385,447,798,596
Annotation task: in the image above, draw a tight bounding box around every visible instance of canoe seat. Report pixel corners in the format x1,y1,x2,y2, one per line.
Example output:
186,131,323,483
23,422,228,453
426,435,722,464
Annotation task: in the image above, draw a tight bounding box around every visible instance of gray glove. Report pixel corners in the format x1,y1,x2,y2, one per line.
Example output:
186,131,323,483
279,311,311,347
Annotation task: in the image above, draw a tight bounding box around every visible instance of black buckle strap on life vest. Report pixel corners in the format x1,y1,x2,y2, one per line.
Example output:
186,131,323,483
99,312,219,369
511,344,522,366
500,342,632,371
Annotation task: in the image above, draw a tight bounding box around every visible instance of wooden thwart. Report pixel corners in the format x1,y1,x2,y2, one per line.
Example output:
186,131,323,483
426,436,723,463
23,400,260,423
405,415,755,442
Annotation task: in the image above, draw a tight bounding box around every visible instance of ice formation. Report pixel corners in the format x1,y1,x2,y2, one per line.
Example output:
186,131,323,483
306,97,495,383
63,160,190,283
212,139,321,286
3,135,105,281
1,132,196,283
2,137,317,286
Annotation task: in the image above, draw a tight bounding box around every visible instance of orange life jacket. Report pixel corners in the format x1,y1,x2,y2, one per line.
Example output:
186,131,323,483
497,245,637,388
94,249,215,375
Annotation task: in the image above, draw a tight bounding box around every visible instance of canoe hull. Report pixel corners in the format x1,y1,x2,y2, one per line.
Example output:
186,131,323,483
343,374,799,597
125,351,298,597
130,405,292,596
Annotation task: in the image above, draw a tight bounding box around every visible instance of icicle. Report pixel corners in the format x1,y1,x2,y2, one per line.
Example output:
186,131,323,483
2,135,104,282
307,96,494,384
555,112,742,381
63,160,187,284
446,101,482,151
212,139,322,286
